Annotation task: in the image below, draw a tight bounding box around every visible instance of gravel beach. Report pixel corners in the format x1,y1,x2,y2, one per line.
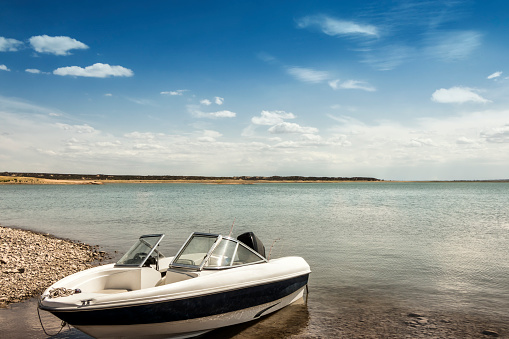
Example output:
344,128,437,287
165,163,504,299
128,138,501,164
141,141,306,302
0,225,109,308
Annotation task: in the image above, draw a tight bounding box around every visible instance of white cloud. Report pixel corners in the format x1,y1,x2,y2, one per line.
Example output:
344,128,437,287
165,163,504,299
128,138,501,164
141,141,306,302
214,97,224,105
297,15,378,37
187,105,236,119
208,110,236,118
481,125,509,143
104,93,113,97
198,130,223,142
0,64,10,71
251,110,296,125
287,66,330,83
431,86,489,104
328,79,340,89
200,99,212,106
133,143,165,150
456,137,475,145
328,79,376,92
56,123,97,134
25,68,41,74
29,35,88,56
268,122,319,134
124,131,163,140
53,63,134,78
487,71,502,80
3,101,509,180
161,90,187,96
0,37,23,52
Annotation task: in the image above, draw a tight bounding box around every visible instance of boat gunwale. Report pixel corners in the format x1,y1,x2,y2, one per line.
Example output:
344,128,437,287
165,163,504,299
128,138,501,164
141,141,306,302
39,270,311,312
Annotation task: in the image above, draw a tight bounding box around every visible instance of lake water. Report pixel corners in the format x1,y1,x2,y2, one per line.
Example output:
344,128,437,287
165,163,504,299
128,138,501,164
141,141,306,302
1,182,508,337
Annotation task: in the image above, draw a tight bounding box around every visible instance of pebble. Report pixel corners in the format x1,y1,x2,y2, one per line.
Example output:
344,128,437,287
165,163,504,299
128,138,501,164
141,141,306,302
482,329,499,337
0,226,109,308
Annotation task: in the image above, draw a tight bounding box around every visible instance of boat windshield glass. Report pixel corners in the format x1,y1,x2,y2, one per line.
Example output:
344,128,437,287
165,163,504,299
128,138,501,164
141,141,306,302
116,234,165,267
204,239,237,267
171,233,267,270
172,234,218,267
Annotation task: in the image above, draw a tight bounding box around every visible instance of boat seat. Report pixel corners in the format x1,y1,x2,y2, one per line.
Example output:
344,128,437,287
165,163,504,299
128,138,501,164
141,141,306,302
156,269,197,286
96,289,130,294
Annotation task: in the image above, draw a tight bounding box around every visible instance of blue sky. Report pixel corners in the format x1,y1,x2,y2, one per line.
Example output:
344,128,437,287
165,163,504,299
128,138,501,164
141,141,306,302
1,0,509,180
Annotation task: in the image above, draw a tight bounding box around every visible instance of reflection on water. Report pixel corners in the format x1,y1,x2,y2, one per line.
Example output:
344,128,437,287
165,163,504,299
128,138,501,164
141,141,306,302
204,301,310,338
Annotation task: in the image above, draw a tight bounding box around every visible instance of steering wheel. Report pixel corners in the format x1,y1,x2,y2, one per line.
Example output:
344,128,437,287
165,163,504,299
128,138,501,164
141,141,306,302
133,252,148,261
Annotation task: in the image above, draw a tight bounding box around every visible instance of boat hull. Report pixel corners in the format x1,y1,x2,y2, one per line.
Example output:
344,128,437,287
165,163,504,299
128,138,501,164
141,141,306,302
42,274,309,338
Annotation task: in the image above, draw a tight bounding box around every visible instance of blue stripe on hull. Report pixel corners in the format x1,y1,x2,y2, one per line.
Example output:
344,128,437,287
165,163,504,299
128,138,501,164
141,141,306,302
46,274,309,326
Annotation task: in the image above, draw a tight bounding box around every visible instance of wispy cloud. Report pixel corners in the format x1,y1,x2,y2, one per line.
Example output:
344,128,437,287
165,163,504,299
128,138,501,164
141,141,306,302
481,125,509,143
187,104,236,119
295,3,481,71
56,123,97,134
29,35,89,56
487,71,502,80
198,130,223,142
361,44,415,71
199,97,224,106
0,64,10,71
251,110,295,125
330,79,376,92
0,37,23,52
269,122,319,134
297,15,378,37
161,89,188,96
25,68,41,74
287,66,330,83
53,63,134,78
424,30,482,61
431,86,490,104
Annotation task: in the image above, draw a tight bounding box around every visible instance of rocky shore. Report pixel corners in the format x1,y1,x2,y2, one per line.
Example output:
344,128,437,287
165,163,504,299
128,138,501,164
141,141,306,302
0,226,109,308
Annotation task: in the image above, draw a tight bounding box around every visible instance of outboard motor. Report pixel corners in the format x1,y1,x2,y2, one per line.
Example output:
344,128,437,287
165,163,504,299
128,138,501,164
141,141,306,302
237,232,266,258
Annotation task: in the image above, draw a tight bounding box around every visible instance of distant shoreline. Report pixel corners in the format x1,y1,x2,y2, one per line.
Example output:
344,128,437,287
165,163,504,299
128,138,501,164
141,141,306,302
0,172,382,185
1,172,508,185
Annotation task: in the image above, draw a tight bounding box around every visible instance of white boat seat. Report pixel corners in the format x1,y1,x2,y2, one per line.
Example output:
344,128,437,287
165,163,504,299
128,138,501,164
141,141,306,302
96,289,130,294
156,270,197,286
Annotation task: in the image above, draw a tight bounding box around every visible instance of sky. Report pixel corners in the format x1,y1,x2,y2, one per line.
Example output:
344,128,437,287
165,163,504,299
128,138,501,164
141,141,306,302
1,0,509,180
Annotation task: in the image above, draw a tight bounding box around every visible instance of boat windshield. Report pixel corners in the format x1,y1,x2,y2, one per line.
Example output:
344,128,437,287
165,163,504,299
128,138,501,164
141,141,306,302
116,234,165,267
170,233,267,270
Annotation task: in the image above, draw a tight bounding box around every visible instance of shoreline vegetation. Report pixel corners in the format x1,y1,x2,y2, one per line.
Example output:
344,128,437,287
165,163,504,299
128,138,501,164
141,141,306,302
0,226,109,308
2,172,509,185
1,172,382,185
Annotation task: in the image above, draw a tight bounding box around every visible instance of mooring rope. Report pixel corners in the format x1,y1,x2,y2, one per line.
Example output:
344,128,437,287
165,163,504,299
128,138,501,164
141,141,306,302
37,302,68,336
37,288,76,336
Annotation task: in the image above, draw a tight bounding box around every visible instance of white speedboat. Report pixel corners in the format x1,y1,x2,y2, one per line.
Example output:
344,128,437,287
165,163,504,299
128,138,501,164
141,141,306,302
38,232,311,338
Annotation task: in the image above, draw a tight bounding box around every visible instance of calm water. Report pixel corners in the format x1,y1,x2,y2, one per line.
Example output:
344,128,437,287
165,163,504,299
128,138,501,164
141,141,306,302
1,182,508,337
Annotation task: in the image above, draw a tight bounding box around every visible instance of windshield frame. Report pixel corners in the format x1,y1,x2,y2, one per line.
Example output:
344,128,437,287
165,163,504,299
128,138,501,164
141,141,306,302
169,232,268,271
115,234,165,268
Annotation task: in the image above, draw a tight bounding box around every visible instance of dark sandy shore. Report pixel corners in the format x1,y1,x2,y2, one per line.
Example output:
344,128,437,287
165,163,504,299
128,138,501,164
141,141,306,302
0,226,507,338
